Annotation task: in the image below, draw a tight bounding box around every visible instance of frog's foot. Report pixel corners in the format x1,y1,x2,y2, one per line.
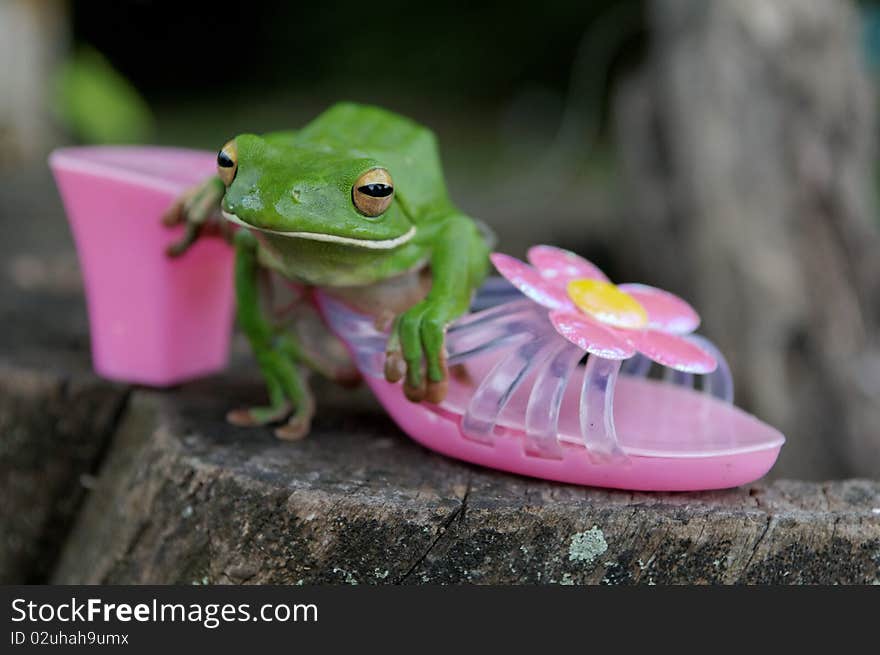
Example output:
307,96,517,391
225,368,295,428
226,396,315,441
274,394,315,441
226,402,292,427
163,176,227,257
386,302,451,404
270,365,315,441
227,345,316,440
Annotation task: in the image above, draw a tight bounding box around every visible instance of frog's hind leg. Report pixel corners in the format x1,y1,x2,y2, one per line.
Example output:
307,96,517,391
226,366,292,427
226,349,314,441
271,335,316,441
230,230,316,440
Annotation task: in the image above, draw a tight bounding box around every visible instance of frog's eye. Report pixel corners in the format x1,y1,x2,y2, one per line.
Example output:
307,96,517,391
217,140,238,186
352,168,394,216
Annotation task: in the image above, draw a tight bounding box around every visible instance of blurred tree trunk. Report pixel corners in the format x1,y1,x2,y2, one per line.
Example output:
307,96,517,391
0,0,68,166
614,0,880,478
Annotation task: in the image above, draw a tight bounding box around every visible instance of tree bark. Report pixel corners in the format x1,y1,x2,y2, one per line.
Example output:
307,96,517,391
47,377,880,585
0,362,127,584
0,0,68,166
615,0,880,479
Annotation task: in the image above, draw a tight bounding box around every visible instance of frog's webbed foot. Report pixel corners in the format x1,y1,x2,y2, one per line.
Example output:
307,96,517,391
385,301,450,404
271,374,315,441
226,338,316,441
227,398,315,442
273,404,314,442
163,175,228,257
226,403,292,427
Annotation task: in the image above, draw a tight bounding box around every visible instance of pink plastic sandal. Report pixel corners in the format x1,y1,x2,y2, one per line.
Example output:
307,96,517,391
50,146,235,386
317,246,784,491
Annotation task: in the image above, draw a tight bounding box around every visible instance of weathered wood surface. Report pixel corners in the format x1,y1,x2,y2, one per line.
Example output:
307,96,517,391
615,0,880,479
0,362,126,584
47,374,880,585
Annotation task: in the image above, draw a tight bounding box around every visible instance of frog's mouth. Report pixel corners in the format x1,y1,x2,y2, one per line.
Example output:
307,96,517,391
221,211,416,250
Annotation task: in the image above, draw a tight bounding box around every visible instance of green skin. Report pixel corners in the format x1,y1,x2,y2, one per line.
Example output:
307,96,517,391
165,103,489,439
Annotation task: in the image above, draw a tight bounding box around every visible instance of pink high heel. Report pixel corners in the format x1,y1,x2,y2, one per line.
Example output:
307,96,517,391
317,247,784,491
50,146,235,386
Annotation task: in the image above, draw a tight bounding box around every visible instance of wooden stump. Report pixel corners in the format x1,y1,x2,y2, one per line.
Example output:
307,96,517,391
35,373,879,585
0,361,126,583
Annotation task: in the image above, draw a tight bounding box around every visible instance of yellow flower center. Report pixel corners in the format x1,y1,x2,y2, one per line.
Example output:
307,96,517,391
567,279,648,329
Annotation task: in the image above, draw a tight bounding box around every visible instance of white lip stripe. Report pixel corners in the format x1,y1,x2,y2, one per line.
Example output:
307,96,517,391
222,211,416,250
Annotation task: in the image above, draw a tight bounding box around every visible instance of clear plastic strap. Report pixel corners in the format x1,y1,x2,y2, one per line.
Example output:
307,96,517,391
622,353,652,377
447,331,532,367
354,350,385,379
462,336,556,445
524,341,582,459
447,299,536,336
663,366,694,389
468,276,527,312
446,305,543,365
579,355,628,462
686,334,734,403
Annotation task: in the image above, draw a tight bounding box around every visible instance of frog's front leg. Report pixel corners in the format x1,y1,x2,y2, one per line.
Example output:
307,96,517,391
228,230,315,440
386,215,489,403
162,175,228,257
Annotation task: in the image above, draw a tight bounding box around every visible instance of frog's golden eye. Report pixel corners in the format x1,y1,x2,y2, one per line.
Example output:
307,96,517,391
217,140,237,186
352,168,394,216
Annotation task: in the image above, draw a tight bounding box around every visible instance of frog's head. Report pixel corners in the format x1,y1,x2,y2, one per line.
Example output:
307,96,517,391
217,134,415,249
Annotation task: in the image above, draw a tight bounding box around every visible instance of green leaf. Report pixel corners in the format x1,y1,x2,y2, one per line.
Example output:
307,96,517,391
54,46,153,144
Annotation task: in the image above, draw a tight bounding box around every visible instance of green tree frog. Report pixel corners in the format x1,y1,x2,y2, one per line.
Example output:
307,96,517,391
164,103,490,439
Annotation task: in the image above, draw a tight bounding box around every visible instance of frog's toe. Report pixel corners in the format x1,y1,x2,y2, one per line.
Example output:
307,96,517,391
383,318,406,383
161,199,185,226
274,400,315,441
184,190,217,225
274,415,311,441
424,352,448,403
162,184,200,227
384,350,406,383
165,223,200,257
403,378,427,402
226,401,292,427
419,314,450,403
398,316,427,399
225,409,253,426
425,376,448,404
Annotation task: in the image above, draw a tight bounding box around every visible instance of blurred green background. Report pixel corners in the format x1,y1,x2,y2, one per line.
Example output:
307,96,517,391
48,0,647,265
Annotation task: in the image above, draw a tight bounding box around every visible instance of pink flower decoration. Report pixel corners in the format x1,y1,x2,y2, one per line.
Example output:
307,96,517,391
490,246,716,374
